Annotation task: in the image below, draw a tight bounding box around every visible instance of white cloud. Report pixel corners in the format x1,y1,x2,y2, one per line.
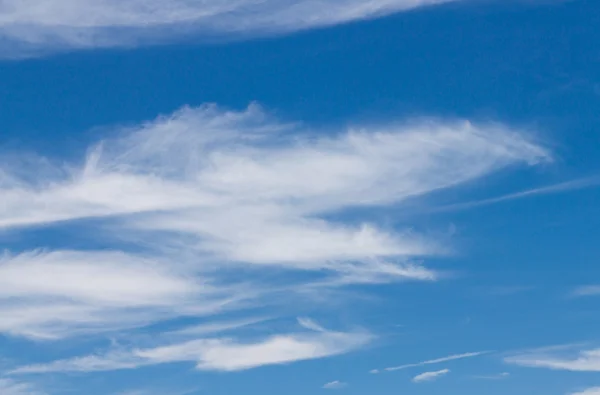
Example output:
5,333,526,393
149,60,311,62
0,379,44,395
323,380,347,389
12,320,372,373
0,103,550,375
0,250,196,306
0,104,548,238
0,0,456,57
0,249,243,339
505,346,600,371
570,388,600,395
0,104,549,341
412,368,450,383
383,351,488,371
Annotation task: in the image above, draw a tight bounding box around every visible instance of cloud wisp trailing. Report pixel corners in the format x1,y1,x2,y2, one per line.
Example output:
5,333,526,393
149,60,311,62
572,285,600,297
412,369,450,383
0,379,44,395
0,103,549,373
505,345,600,372
570,388,600,395
432,176,600,213
0,0,456,57
12,318,372,373
323,380,348,389
379,351,489,372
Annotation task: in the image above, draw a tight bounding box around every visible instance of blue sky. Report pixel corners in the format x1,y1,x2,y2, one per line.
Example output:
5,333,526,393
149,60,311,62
1,0,600,394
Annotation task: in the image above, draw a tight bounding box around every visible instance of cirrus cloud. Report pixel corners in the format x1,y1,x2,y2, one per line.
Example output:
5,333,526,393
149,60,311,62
412,368,450,383
0,0,457,57
0,103,549,375
0,379,44,395
323,380,348,389
381,351,488,372
570,388,600,395
505,345,600,372
12,319,372,373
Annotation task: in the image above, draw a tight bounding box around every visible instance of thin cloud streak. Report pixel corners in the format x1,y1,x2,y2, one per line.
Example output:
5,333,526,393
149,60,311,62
505,345,600,371
12,320,372,373
412,369,450,383
572,285,600,297
0,0,457,57
570,387,600,395
166,317,270,338
0,379,44,395
384,351,488,371
433,176,600,213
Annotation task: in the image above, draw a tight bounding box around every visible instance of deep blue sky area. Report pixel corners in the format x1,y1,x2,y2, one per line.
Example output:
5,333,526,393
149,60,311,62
1,1,600,395
1,1,598,154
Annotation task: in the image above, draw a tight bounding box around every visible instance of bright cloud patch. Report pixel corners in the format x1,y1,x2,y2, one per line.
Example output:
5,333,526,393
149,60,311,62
0,0,456,56
505,346,600,372
412,369,450,383
0,103,549,373
0,250,216,339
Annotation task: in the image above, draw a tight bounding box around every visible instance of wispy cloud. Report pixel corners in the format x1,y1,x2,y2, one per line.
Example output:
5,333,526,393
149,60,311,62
0,249,243,339
12,319,372,373
0,103,549,376
412,369,450,383
0,0,456,57
433,176,600,212
383,351,488,372
0,379,44,395
570,387,600,395
572,285,600,297
0,104,549,342
505,345,600,371
323,380,348,389
166,317,270,338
